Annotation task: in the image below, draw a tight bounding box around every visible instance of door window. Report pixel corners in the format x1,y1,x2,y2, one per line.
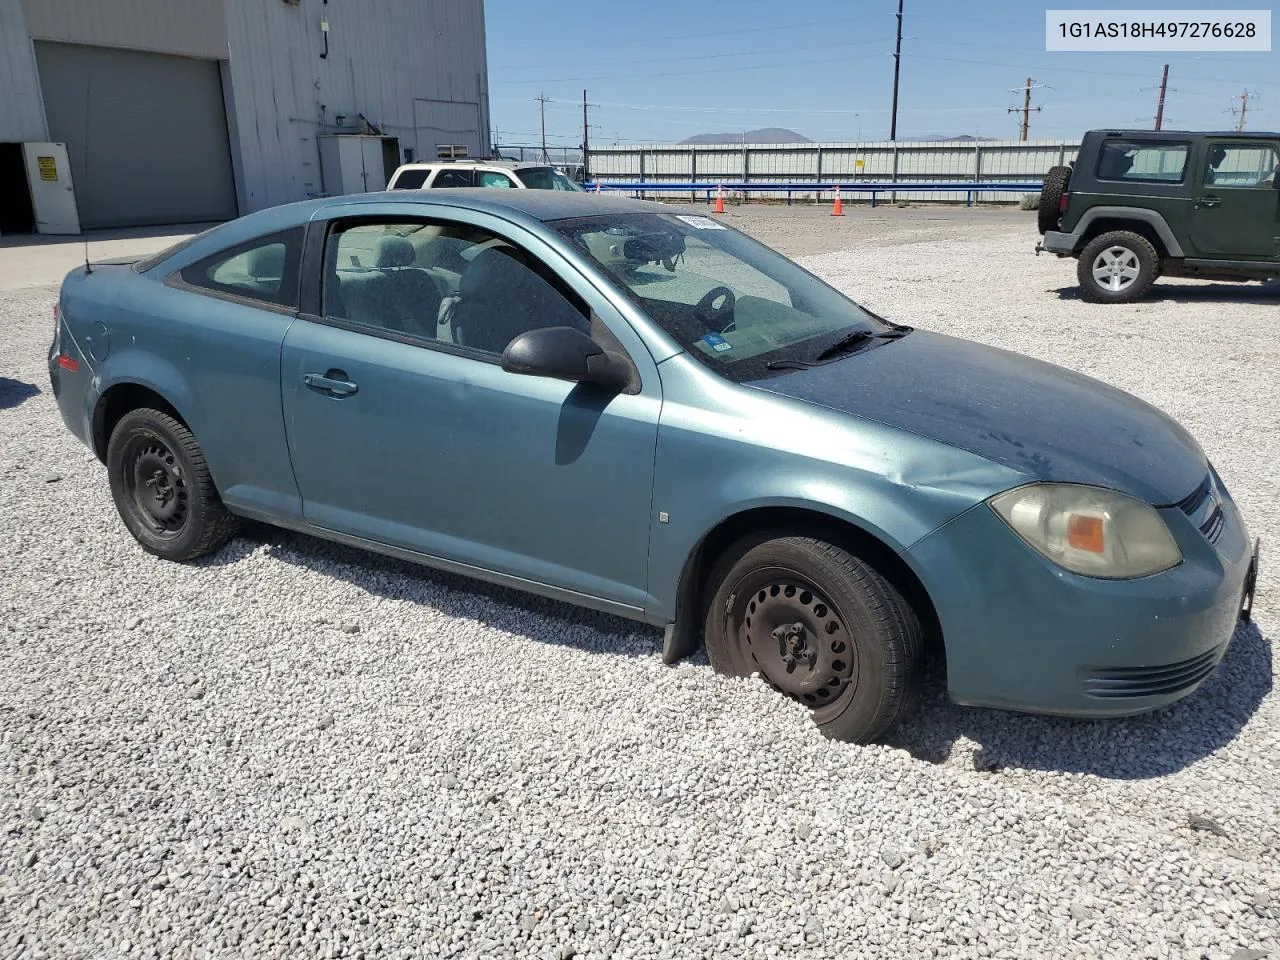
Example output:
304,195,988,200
430,169,473,188
177,228,304,308
1205,143,1280,187
322,218,589,354
477,171,516,189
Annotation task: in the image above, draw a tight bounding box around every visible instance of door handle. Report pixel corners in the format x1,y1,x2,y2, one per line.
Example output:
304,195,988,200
303,370,359,398
1197,197,1222,208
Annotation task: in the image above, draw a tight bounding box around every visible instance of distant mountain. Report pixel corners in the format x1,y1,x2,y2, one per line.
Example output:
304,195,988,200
681,127,812,145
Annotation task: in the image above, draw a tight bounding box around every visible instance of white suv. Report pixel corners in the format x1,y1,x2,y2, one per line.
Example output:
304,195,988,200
388,160,583,192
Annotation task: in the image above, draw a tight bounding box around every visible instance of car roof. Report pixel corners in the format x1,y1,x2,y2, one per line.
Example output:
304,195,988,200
320,188,669,221
1087,128,1280,139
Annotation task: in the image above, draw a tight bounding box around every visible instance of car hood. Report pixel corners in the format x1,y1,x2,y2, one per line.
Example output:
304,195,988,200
747,330,1206,505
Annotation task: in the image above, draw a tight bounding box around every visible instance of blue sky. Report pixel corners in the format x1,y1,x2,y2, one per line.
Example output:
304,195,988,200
484,0,1279,146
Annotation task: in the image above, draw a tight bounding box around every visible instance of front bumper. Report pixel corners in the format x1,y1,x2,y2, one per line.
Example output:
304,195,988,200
906,476,1253,717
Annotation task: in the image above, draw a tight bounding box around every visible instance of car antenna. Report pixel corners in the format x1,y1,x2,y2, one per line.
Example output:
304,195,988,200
82,75,93,274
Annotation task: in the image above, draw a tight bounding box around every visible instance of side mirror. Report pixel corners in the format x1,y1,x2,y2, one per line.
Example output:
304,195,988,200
501,326,631,391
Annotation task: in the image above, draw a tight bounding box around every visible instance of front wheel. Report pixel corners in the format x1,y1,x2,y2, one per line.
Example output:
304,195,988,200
106,408,238,562
1077,230,1160,303
703,536,923,743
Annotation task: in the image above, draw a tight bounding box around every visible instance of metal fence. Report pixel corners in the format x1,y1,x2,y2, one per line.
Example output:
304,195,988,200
586,138,1081,203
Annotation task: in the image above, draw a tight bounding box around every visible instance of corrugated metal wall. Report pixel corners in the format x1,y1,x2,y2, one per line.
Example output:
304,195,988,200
590,140,1081,202
0,0,47,141
223,0,490,211
21,0,228,59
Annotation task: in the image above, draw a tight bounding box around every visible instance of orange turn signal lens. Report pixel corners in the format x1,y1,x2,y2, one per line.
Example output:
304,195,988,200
1067,514,1105,553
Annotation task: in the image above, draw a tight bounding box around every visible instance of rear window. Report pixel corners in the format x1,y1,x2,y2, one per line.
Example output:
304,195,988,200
1095,140,1190,183
390,168,430,190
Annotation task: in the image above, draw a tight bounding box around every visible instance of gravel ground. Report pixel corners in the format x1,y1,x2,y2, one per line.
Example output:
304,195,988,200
1,209,1277,960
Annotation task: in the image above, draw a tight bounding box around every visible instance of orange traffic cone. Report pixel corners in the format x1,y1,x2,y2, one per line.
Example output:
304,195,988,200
831,184,844,216
714,184,725,214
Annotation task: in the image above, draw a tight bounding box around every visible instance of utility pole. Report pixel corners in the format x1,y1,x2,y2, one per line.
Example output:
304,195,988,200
1008,78,1043,141
537,93,550,163
889,0,904,140
1233,90,1250,131
1154,64,1169,130
581,89,590,181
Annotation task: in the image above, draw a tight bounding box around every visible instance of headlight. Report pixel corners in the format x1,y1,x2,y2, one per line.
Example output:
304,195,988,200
989,483,1181,579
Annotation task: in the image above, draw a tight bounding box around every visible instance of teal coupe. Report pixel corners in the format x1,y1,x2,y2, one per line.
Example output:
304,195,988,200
49,191,1259,742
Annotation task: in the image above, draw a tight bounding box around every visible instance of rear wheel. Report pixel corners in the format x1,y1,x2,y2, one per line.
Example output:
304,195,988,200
107,408,238,562
703,535,923,743
1037,165,1072,234
1077,230,1160,303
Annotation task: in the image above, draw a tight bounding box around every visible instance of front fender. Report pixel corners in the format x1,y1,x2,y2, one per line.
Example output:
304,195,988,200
645,354,1029,626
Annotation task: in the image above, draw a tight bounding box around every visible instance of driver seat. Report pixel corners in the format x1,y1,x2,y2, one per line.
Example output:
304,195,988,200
449,246,587,354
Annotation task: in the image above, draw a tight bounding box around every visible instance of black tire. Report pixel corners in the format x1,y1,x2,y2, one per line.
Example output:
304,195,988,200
1076,230,1160,304
106,408,238,562
703,535,923,743
1037,165,1072,234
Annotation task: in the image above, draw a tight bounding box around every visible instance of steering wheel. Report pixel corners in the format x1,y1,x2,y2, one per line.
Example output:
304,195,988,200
695,285,736,333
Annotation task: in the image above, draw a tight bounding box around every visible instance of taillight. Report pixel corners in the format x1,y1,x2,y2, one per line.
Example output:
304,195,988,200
1059,193,1069,213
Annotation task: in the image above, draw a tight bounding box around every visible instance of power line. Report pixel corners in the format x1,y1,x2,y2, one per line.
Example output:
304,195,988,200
495,38,894,72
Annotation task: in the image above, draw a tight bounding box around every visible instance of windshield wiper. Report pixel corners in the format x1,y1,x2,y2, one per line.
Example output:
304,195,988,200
812,325,913,364
764,358,818,371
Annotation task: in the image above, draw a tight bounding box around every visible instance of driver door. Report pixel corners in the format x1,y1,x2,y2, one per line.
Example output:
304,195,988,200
1191,139,1280,259
280,206,663,613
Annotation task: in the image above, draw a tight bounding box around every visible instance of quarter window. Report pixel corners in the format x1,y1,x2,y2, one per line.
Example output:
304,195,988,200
1095,140,1189,183
177,228,304,308
1205,143,1280,188
390,168,430,189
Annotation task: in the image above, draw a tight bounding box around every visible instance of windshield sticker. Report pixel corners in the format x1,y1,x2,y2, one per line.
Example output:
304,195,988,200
676,215,727,230
700,333,733,352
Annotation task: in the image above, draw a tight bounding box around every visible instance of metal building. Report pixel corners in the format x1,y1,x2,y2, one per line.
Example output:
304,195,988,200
0,0,490,234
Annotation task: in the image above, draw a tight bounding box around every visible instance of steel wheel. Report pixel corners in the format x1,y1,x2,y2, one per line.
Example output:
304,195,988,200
704,535,923,743
1090,246,1141,293
731,572,858,725
122,437,190,538
107,408,238,562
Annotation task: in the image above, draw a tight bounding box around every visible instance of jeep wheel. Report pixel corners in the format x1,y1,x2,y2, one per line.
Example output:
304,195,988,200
1037,165,1072,234
703,535,923,744
1077,231,1160,303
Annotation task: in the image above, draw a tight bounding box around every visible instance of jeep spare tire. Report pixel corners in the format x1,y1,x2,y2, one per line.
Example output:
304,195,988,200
1038,165,1072,234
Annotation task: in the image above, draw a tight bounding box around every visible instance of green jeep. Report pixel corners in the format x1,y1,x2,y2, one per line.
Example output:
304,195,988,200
1036,129,1280,303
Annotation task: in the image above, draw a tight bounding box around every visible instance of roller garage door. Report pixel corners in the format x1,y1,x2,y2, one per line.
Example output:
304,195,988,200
35,41,237,229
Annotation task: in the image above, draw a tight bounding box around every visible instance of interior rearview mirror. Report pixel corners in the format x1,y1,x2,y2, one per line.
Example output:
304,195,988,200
501,326,631,391
621,232,685,263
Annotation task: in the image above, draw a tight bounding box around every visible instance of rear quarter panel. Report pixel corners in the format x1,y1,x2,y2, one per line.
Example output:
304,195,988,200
60,265,302,520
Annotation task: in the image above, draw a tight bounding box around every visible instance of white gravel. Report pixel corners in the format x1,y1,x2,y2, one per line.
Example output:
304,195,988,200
1,211,1277,960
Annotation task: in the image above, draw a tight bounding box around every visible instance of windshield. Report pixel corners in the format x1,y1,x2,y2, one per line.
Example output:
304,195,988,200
516,167,584,191
551,213,886,380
